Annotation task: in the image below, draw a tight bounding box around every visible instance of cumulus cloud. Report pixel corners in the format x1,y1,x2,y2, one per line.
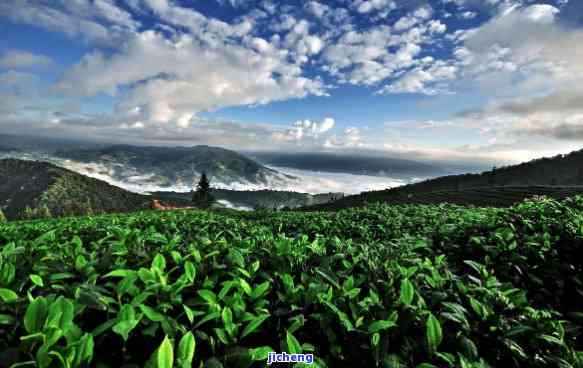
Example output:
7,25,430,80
379,60,457,95
54,17,326,125
442,2,583,146
456,3,583,92
0,50,53,69
274,118,336,143
394,5,434,31
0,0,138,44
2,0,583,168
352,0,396,15
0,71,38,86
321,5,449,93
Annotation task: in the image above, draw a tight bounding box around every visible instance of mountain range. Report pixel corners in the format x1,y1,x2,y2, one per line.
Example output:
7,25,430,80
0,158,341,220
248,151,452,178
307,149,583,210
53,144,295,190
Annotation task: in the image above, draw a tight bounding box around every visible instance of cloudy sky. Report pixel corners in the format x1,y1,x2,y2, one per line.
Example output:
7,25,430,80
1,0,582,166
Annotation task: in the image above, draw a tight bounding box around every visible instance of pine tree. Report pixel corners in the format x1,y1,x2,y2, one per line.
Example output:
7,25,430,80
193,172,214,207
23,207,35,220
86,201,94,216
38,205,52,219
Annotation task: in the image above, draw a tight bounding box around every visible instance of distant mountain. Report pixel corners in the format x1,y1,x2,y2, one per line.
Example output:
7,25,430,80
153,189,343,210
0,158,339,220
0,159,156,220
0,134,105,153
54,144,295,189
307,148,583,210
248,151,449,178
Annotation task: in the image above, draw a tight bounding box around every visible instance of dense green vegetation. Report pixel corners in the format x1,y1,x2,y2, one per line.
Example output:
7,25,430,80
0,159,193,221
399,149,583,190
0,159,150,220
1,196,583,367
155,189,342,210
305,148,583,211
307,185,583,210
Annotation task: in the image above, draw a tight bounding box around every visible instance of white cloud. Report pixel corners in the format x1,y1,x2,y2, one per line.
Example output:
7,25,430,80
352,0,396,14
274,117,336,143
380,61,457,95
459,11,478,19
0,71,38,86
455,3,583,101
0,50,53,69
320,118,335,132
54,25,325,125
305,1,330,18
0,0,138,44
324,126,365,149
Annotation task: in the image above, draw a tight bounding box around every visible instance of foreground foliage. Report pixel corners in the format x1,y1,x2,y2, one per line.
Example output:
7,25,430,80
1,197,583,367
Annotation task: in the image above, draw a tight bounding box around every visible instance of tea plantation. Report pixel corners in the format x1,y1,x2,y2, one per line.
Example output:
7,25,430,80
1,197,583,367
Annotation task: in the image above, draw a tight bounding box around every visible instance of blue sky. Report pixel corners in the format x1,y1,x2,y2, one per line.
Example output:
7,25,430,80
1,0,583,166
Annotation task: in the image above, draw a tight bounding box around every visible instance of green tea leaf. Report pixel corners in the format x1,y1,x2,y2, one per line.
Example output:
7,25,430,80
103,269,134,278
371,332,380,347
30,274,44,287
241,314,269,339
239,279,252,296
369,319,397,333
178,332,195,368
249,346,273,361
222,307,234,333
0,288,18,303
74,333,94,366
139,305,165,322
152,254,167,271
286,331,302,354
214,328,229,344
183,304,195,324
399,279,415,306
185,261,196,283
250,281,270,300
157,336,174,368
198,290,217,304
113,319,140,341
426,314,442,354
45,297,75,332
0,314,16,325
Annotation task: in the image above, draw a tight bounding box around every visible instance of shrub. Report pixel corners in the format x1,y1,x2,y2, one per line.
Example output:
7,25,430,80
0,198,582,367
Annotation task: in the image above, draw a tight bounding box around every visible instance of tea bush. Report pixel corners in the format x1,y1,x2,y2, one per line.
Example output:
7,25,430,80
1,197,583,367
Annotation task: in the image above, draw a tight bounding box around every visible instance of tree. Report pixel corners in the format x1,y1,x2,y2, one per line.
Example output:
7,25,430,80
22,207,35,220
81,200,94,216
0,208,6,222
38,205,52,219
193,172,214,207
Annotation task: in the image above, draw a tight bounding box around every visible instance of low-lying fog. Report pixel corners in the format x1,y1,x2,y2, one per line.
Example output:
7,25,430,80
59,160,420,195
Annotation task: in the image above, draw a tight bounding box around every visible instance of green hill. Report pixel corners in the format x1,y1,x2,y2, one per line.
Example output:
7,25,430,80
306,185,583,210
55,144,294,187
307,148,583,210
0,159,157,220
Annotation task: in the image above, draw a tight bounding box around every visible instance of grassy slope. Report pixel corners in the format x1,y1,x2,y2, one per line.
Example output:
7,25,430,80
306,148,583,210
0,159,191,220
306,185,583,210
